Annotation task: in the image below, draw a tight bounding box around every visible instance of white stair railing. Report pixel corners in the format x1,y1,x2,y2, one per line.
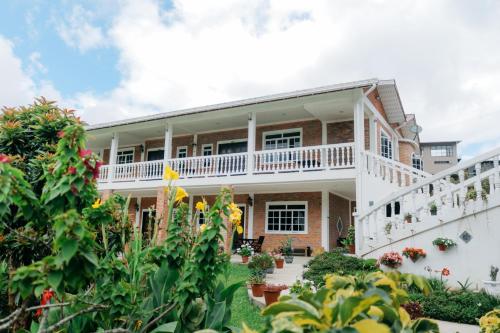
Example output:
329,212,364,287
356,146,500,254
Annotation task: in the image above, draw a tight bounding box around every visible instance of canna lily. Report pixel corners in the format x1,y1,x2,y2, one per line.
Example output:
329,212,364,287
92,198,102,209
236,225,243,234
163,165,179,180
200,224,207,232
175,187,188,202
195,200,207,211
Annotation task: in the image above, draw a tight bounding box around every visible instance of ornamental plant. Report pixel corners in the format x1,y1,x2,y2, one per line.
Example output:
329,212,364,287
380,251,403,268
248,252,274,273
237,243,253,257
248,271,437,333
432,237,457,251
402,247,427,263
479,309,500,333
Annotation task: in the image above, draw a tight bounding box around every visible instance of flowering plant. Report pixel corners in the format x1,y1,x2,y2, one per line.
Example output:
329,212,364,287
270,251,283,260
432,237,456,250
237,244,253,257
379,251,403,268
402,247,426,262
264,284,288,292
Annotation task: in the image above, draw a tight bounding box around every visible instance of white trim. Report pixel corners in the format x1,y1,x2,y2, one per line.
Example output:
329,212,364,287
380,128,393,160
116,147,135,164
216,139,248,154
262,128,303,151
201,143,214,155
146,147,164,160
265,201,308,235
321,190,329,250
176,145,188,158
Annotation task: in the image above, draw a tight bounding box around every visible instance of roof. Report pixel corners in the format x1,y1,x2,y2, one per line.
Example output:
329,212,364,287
421,141,461,146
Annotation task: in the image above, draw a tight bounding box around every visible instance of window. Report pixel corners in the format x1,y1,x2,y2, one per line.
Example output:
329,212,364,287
434,160,450,164
116,149,134,164
198,205,209,225
266,202,307,233
380,131,393,159
177,146,188,158
431,145,453,157
412,153,423,170
202,144,213,156
264,130,301,150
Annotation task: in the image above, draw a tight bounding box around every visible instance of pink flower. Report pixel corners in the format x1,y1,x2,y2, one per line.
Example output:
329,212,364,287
57,130,65,138
78,149,92,158
67,166,76,175
0,154,10,164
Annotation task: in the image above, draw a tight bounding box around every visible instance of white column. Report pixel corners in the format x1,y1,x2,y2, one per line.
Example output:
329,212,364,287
163,124,173,169
369,114,376,153
247,193,254,238
135,197,142,227
321,121,327,145
109,132,119,180
354,97,364,211
188,195,194,221
247,112,256,174
321,190,329,251
192,134,198,157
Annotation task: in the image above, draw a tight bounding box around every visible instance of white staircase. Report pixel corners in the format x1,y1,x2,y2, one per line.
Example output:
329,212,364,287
356,147,500,287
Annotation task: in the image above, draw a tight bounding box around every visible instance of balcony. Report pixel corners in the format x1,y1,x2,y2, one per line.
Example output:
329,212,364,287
98,143,355,184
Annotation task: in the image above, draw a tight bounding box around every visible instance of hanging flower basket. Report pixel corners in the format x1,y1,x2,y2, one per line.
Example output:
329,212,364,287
379,251,403,269
402,247,426,263
432,238,456,252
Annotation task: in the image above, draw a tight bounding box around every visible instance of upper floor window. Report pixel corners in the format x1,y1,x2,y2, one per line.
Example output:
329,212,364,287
202,144,213,156
380,132,393,159
177,146,188,158
116,149,134,164
431,145,453,157
264,129,301,150
266,202,307,233
412,153,423,170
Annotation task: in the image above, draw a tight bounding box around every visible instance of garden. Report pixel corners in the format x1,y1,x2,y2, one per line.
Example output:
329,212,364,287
0,99,499,332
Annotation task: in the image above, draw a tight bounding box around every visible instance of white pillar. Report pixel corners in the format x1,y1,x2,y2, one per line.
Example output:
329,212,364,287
109,132,119,180
247,193,254,238
354,97,364,211
247,112,256,174
369,114,376,153
163,124,173,168
135,197,142,227
321,121,327,145
321,190,329,251
188,195,194,221
192,134,198,157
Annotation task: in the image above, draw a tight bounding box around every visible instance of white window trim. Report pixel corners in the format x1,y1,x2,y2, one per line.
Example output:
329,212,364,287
145,147,164,160
201,143,213,155
411,153,423,170
265,201,308,235
176,146,188,158
216,139,248,154
262,128,303,151
380,128,393,159
116,147,135,164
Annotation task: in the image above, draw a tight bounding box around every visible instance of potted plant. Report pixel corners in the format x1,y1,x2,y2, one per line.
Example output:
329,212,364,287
404,213,412,223
236,243,253,263
341,225,356,254
379,251,403,269
280,237,294,264
263,284,288,305
483,266,500,296
272,251,284,269
248,253,274,274
432,237,457,251
402,247,426,263
429,202,437,216
248,272,266,297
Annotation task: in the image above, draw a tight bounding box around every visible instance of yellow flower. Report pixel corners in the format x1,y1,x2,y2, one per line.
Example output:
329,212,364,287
92,198,102,209
195,200,206,211
229,212,241,223
200,224,207,232
228,202,239,212
236,225,243,234
163,165,179,180
175,187,188,202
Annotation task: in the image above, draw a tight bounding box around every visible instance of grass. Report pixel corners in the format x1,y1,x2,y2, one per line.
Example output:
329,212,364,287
226,263,265,330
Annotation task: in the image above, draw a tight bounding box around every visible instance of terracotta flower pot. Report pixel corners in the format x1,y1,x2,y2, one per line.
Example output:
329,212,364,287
275,258,284,269
348,244,355,254
263,290,281,305
241,255,249,263
438,244,447,252
251,283,265,297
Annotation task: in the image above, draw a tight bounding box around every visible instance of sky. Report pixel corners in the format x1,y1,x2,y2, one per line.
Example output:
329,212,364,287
1,0,500,160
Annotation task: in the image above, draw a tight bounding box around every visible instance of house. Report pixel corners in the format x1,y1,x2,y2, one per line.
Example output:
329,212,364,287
420,141,460,174
86,78,424,253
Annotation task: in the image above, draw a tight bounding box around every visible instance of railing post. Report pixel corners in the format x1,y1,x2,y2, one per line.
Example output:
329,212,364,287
494,155,500,193
162,123,173,176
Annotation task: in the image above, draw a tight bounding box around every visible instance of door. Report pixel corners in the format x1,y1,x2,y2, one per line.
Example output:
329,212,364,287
147,149,164,161
218,141,247,173
218,141,247,154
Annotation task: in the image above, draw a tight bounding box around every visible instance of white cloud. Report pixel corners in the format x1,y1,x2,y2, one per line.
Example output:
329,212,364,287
47,1,500,157
56,4,106,52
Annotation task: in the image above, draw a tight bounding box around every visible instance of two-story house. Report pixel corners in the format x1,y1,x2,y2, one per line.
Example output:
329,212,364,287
420,141,460,174
87,78,423,252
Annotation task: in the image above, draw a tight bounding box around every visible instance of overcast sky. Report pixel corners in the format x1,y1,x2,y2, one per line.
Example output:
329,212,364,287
1,0,499,159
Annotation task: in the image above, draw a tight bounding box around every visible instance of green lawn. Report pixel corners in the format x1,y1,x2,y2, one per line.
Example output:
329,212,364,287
226,263,265,330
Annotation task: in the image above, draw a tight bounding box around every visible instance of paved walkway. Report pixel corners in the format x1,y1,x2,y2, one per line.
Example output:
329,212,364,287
232,255,480,333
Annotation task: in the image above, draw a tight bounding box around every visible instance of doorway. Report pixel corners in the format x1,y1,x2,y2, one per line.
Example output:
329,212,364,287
217,141,247,154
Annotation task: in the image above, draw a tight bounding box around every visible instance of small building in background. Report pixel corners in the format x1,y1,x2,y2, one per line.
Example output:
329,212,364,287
420,141,460,174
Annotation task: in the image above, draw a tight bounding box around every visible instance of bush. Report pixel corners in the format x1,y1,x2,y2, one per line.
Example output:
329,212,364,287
402,301,423,319
410,290,500,325
303,249,378,286
248,252,274,273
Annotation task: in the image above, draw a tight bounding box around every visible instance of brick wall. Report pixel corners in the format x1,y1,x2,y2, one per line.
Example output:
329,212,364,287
399,141,417,166
253,192,322,252
328,193,351,249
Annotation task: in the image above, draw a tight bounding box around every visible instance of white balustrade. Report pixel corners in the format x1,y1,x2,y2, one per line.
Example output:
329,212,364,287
98,160,164,182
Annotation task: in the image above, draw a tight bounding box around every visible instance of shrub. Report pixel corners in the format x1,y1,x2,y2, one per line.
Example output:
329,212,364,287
303,249,378,286
402,301,424,319
248,252,274,272
410,290,500,325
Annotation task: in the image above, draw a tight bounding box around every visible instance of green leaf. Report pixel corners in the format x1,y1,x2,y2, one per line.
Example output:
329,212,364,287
150,321,178,333
262,299,320,318
205,301,226,331
60,238,78,262
47,270,63,290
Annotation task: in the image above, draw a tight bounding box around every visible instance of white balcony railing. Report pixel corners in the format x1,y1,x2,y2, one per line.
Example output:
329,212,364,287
98,143,355,183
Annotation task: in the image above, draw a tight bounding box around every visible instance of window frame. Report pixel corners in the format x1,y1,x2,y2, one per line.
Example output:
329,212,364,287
202,144,213,156
146,147,165,161
176,146,188,158
380,129,393,159
411,153,423,170
430,145,453,157
116,148,135,164
265,201,308,234
262,128,303,151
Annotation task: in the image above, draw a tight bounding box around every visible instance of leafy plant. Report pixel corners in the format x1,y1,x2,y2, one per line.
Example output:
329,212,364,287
457,277,473,291
247,272,265,285
429,202,437,215
341,225,355,246
384,222,392,235
289,280,313,295
480,309,500,333
248,253,274,273
236,244,253,257
432,237,456,249
402,301,424,320
279,237,293,257
402,247,426,263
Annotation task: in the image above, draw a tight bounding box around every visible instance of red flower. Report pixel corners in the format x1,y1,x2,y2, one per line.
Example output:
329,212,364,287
78,149,92,158
0,154,10,163
67,166,76,175
57,130,65,138
35,290,55,317
441,268,450,276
